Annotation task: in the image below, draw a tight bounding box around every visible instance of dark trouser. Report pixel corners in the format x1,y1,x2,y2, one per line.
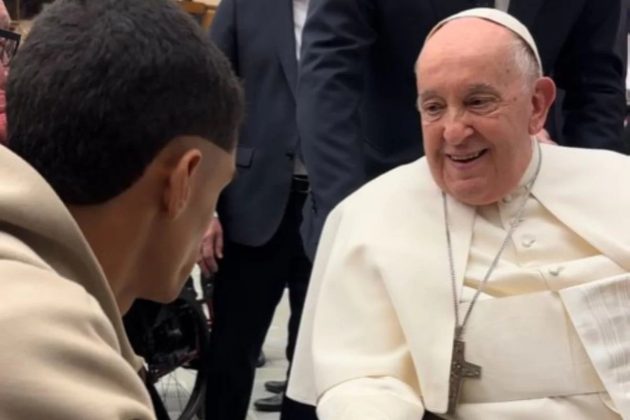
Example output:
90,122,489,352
280,396,318,420
204,189,312,420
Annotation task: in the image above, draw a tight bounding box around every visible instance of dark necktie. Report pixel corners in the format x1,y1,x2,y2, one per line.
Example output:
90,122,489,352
473,0,494,7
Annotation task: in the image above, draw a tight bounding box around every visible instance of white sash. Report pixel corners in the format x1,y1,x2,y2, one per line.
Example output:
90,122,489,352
460,290,606,403
559,274,630,419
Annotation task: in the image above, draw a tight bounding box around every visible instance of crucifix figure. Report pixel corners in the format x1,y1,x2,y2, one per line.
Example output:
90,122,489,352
447,339,482,414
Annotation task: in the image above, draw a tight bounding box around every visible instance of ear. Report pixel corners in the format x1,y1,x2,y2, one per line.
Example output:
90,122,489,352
163,149,203,219
528,77,556,135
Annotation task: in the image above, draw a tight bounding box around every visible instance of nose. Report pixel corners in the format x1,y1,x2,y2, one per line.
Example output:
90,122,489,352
442,111,473,145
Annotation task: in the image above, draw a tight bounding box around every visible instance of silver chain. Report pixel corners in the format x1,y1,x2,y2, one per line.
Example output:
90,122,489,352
443,142,543,341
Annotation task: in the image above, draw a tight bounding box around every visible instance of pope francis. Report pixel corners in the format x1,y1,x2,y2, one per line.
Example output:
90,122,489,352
287,8,630,420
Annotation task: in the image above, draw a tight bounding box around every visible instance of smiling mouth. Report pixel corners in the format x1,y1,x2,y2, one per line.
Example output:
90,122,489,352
447,149,488,163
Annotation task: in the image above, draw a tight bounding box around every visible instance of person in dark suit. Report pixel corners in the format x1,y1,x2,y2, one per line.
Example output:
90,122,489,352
203,0,313,418
297,0,627,262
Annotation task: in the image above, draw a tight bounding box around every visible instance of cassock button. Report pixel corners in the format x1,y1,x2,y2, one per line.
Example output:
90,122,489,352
548,266,564,276
521,235,536,248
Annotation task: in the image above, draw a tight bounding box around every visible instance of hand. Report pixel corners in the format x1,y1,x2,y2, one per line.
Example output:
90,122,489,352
199,216,223,275
535,128,556,145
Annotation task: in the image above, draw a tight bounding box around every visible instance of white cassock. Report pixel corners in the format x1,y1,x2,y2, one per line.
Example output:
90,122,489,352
287,142,630,420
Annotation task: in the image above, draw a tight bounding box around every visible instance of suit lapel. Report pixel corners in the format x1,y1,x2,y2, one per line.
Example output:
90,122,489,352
274,0,298,98
508,0,545,29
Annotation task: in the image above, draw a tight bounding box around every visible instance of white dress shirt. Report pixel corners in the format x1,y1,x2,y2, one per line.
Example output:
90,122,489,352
293,0,309,174
293,0,309,60
495,0,510,12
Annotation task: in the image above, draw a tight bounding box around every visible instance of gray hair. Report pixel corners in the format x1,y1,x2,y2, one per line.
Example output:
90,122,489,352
510,35,542,87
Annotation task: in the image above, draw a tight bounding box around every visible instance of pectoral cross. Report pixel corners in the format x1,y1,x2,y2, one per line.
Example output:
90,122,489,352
447,339,482,414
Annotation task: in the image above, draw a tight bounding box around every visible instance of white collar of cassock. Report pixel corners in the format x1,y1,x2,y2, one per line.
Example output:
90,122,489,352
501,137,540,202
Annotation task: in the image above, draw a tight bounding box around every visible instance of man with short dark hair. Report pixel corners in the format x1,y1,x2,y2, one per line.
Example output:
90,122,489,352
0,0,243,418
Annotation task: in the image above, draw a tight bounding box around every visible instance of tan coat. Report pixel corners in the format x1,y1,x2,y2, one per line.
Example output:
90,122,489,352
0,146,154,418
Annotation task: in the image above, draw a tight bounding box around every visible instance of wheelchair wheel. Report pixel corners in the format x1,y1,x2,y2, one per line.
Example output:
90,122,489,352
148,299,209,420
124,279,210,420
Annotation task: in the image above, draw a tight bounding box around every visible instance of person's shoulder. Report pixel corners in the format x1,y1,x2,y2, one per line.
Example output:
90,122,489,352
0,228,120,350
0,258,154,419
0,255,120,348
332,158,432,219
0,227,120,347
350,158,428,197
539,144,630,195
543,143,630,169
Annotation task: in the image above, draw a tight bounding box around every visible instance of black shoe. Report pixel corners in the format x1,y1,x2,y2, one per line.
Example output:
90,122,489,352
253,392,283,412
256,350,266,368
264,380,287,394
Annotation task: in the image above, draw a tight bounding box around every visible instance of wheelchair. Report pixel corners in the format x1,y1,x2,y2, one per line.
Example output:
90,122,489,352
124,276,214,420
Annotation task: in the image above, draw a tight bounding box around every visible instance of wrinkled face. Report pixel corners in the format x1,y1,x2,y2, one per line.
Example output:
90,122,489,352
417,19,540,205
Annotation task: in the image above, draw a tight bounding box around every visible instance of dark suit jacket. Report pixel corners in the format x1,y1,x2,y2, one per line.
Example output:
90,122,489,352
298,0,627,259
210,0,303,246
